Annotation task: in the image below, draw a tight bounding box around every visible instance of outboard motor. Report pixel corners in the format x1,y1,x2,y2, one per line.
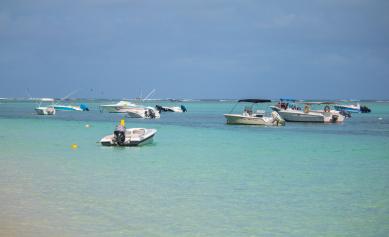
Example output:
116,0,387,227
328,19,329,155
181,105,187,112
340,110,351,118
155,105,163,113
331,115,339,123
360,105,371,113
271,111,285,126
148,109,156,119
80,104,89,111
114,125,126,146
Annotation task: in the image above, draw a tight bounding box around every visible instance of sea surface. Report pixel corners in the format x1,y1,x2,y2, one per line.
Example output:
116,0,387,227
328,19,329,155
1,100,389,236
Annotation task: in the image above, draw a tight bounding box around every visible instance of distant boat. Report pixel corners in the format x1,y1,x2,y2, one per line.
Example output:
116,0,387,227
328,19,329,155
224,99,284,126
100,101,138,113
50,89,89,111
29,97,54,102
181,98,199,102
53,104,89,111
34,98,56,115
40,98,54,102
100,100,160,118
155,105,187,113
126,106,160,119
339,99,360,102
35,106,56,115
334,104,361,113
167,98,183,102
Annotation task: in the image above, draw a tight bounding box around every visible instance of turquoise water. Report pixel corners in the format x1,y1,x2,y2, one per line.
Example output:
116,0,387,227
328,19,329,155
1,101,389,236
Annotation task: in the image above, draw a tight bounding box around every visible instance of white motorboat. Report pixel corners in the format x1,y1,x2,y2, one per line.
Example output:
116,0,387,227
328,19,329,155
100,128,157,146
35,106,56,115
126,106,160,119
99,101,138,113
334,103,361,113
100,89,161,118
224,99,285,126
100,120,157,146
34,98,56,115
100,100,160,118
155,104,187,113
271,101,345,123
53,104,89,111
50,89,88,111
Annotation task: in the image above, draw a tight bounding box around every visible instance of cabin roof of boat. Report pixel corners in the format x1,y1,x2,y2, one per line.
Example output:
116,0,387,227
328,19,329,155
238,99,271,103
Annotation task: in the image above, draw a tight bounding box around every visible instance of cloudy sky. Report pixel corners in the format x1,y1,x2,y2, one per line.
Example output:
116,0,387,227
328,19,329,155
0,0,388,99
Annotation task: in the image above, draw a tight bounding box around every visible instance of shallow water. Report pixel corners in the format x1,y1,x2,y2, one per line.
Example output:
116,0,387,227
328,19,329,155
1,101,389,236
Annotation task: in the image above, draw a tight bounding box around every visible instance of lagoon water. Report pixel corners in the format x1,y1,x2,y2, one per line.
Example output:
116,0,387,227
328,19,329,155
1,100,389,236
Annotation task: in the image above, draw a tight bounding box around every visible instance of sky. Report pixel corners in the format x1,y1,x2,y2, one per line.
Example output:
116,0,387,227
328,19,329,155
0,0,388,99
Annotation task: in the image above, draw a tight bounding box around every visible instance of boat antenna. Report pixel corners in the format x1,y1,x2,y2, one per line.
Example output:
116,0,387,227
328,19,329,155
229,100,240,113
61,89,79,101
25,88,32,99
26,88,40,106
142,89,156,101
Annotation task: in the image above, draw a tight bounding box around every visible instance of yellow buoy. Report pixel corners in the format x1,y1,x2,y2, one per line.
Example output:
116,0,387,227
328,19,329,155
120,119,125,126
71,144,78,149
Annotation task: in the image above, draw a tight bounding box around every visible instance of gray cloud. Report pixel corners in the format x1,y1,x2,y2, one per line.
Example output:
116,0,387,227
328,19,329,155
0,0,388,99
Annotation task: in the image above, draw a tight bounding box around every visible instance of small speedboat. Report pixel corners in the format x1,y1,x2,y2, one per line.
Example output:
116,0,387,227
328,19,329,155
99,101,138,113
126,107,161,119
100,101,160,118
34,98,56,115
100,128,157,146
35,106,56,115
53,104,89,111
334,103,361,113
155,105,187,113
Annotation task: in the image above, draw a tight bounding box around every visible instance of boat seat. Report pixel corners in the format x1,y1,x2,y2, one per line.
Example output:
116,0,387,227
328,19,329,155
132,129,145,135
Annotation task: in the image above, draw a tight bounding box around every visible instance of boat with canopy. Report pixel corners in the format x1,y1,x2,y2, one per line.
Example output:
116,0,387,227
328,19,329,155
224,99,285,126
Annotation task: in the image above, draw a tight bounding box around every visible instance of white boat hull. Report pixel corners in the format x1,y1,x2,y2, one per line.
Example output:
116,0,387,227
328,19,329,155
168,106,183,113
156,105,184,113
127,107,160,119
35,107,56,115
224,114,282,126
100,101,138,113
334,104,361,113
53,105,82,111
100,106,124,113
100,128,157,146
277,110,344,123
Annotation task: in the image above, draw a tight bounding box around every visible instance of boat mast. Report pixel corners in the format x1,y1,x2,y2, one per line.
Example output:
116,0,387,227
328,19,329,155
142,89,156,101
